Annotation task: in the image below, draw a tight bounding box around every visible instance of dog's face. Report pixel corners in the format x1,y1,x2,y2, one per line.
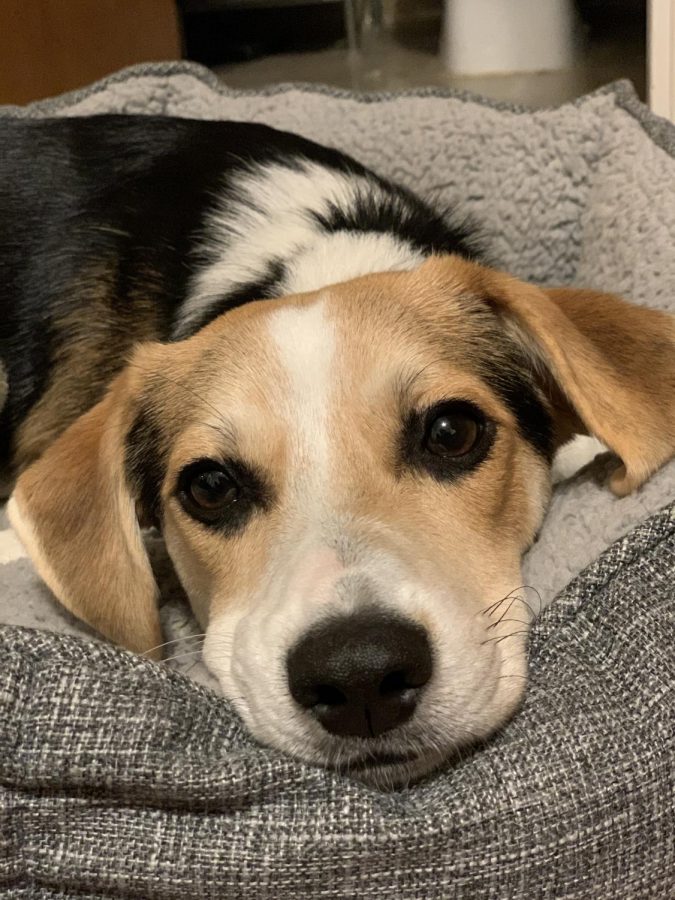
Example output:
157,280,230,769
10,255,675,787
159,264,551,785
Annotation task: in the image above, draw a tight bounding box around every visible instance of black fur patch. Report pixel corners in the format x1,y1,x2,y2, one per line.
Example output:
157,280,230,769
125,410,166,527
481,365,554,462
0,115,398,466
311,178,480,259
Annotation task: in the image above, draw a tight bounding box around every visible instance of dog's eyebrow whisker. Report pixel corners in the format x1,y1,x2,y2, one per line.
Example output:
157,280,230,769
126,362,236,442
141,634,207,657
398,356,454,402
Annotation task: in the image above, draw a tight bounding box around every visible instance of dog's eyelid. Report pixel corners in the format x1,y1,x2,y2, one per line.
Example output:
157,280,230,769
407,397,491,423
398,398,497,481
173,455,274,534
176,455,230,475
175,455,263,488
175,456,274,505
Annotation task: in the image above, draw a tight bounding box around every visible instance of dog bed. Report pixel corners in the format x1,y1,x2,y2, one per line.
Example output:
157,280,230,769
1,63,674,896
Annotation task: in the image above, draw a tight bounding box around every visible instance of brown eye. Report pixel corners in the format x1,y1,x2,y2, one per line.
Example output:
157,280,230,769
401,400,493,482
177,459,243,527
177,458,271,532
189,468,239,510
424,409,482,458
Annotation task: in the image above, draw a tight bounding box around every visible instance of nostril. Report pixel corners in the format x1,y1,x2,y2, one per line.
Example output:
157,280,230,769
380,663,432,696
290,681,347,710
314,684,347,707
379,669,409,696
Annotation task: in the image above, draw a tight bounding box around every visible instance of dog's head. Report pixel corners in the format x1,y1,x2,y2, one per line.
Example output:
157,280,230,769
9,255,675,786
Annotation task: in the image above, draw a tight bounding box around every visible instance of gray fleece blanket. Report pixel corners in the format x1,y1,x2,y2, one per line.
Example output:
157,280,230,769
1,63,675,895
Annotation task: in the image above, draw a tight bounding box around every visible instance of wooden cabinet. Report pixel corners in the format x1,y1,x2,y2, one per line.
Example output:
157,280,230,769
0,0,181,105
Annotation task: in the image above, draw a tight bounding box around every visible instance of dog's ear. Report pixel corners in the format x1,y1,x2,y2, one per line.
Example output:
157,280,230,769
484,269,675,495
8,365,164,658
423,256,675,495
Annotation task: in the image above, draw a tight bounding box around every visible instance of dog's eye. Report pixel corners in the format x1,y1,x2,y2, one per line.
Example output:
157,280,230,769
424,409,482,457
400,400,494,482
176,457,271,531
189,468,239,511
177,459,258,529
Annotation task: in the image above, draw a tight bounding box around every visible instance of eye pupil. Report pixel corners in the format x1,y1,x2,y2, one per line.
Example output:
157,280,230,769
190,469,238,510
426,413,480,457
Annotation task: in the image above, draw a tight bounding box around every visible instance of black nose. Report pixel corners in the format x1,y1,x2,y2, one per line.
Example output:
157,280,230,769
286,610,433,738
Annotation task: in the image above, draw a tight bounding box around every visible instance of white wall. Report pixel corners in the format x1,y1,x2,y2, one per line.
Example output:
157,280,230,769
649,0,675,120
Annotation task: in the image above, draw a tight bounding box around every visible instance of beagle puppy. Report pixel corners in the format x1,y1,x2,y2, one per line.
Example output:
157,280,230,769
2,115,674,787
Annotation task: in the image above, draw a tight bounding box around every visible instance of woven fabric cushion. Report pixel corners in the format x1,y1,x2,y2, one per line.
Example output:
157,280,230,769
2,503,674,897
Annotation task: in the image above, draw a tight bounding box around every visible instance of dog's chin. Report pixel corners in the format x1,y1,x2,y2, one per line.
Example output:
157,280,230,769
225,695,525,792
234,702,456,789
320,690,526,789
214,647,528,791
332,747,449,790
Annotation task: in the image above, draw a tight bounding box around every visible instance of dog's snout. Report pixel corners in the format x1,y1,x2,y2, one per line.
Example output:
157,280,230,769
287,611,433,738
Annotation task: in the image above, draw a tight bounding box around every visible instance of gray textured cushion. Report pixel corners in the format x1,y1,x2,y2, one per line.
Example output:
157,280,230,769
2,502,674,897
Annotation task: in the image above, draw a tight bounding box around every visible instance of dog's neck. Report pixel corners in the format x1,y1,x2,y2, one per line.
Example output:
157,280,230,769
282,229,425,295
172,159,430,339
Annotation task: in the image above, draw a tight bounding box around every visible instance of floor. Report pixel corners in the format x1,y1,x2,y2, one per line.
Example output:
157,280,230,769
215,9,646,109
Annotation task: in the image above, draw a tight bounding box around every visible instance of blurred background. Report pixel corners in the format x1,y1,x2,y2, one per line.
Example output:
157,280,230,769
0,1,668,114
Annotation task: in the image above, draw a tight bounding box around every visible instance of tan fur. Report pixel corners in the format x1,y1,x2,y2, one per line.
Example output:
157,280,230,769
9,366,163,658
9,255,675,661
544,285,675,493
325,275,544,570
420,255,675,494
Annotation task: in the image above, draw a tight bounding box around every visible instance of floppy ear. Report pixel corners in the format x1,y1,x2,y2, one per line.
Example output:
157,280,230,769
7,368,163,658
484,270,675,495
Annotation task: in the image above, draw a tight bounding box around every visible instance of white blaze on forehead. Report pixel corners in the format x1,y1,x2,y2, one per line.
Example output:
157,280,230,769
268,298,336,485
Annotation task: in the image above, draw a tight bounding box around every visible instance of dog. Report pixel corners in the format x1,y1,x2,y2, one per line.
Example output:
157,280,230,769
2,115,674,788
